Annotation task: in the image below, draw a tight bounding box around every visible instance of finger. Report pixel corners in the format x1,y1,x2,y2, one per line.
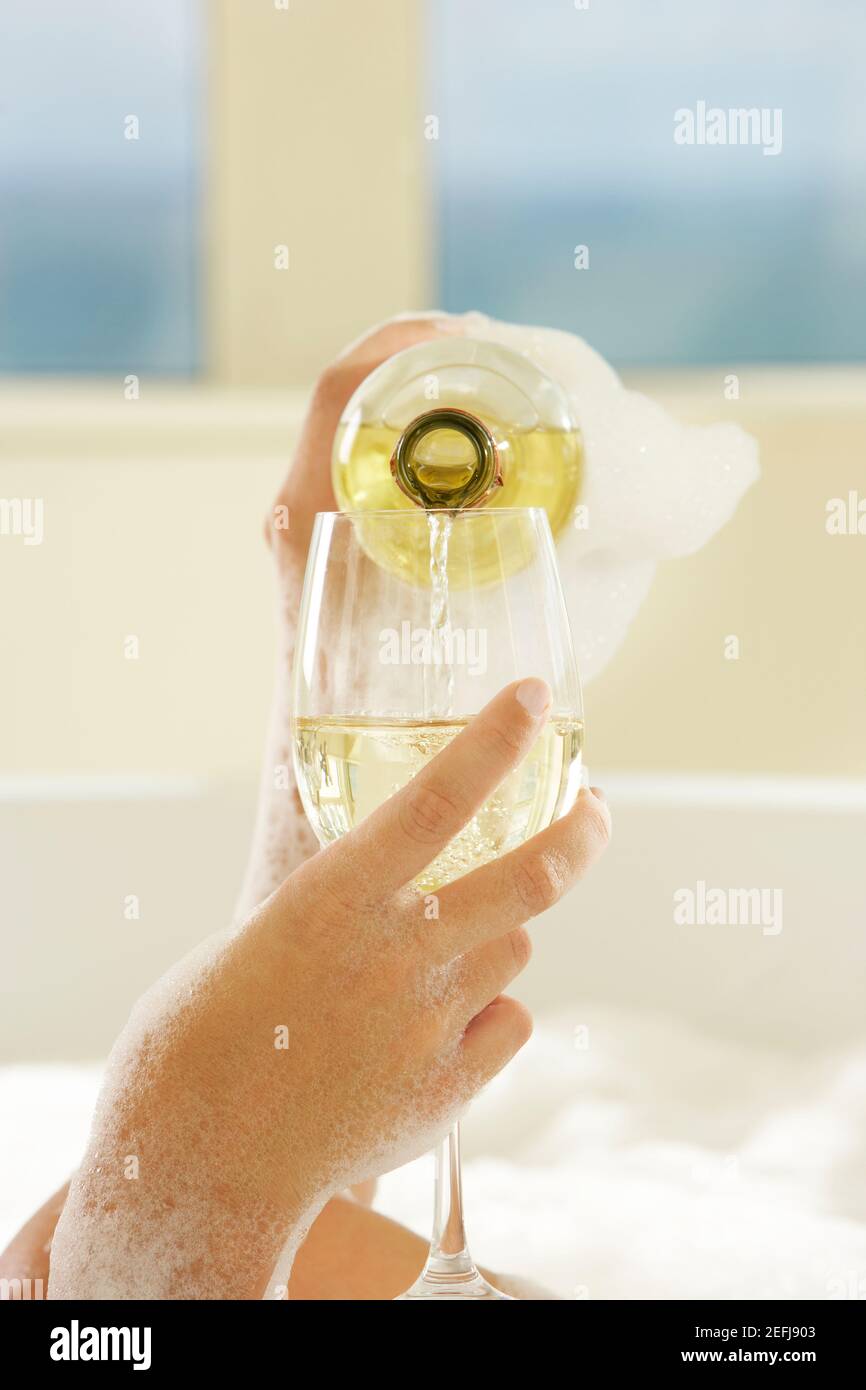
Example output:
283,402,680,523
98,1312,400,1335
459,996,533,1084
330,678,553,898
451,928,533,1027
427,786,611,963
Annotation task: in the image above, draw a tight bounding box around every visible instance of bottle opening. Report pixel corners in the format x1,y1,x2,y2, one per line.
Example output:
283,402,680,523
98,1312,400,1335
413,427,477,482
390,407,502,511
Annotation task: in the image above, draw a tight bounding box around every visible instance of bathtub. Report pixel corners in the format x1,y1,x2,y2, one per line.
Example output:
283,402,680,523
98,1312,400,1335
2,772,865,1298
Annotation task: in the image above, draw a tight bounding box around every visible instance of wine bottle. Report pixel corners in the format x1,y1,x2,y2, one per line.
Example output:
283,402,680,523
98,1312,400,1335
332,338,582,585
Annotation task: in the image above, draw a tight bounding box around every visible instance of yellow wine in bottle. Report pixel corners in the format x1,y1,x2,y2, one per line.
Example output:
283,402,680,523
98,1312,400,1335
332,338,582,587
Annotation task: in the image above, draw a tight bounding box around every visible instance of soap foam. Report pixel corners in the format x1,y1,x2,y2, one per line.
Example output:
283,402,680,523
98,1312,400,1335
378,1006,866,1299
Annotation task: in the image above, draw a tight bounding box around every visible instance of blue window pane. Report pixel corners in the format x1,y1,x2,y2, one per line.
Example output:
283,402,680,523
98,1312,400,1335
428,0,866,365
0,0,201,374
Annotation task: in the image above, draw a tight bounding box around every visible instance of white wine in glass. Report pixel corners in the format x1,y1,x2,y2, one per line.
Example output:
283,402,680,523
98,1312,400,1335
295,714,583,895
292,507,584,1300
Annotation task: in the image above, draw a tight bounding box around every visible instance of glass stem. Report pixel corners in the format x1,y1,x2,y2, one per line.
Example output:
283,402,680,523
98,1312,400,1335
421,1121,480,1286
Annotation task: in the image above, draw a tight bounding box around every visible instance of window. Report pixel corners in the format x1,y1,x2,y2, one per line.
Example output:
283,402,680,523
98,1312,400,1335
0,0,201,373
428,0,866,364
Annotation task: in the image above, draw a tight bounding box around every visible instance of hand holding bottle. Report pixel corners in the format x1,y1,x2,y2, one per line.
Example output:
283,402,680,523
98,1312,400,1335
270,314,459,563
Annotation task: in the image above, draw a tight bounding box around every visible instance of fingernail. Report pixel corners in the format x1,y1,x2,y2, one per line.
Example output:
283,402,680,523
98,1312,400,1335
515,678,551,718
590,785,606,803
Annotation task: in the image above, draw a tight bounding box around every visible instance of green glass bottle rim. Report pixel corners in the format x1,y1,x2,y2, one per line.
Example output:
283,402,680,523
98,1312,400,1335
389,407,503,510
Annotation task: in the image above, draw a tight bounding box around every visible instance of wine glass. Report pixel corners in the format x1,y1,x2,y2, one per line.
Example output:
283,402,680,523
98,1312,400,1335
291,508,584,1300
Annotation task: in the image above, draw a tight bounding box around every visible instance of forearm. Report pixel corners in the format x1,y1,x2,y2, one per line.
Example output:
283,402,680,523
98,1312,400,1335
45,941,319,1301
234,560,318,925
3,1178,296,1302
49,1180,312,1301
46,1058,318,1298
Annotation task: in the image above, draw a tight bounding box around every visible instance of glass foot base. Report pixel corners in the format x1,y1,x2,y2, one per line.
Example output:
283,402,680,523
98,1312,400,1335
396,1268,514,1301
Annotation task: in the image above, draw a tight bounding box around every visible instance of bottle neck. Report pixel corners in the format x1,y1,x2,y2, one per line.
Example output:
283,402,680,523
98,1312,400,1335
389,407,502,510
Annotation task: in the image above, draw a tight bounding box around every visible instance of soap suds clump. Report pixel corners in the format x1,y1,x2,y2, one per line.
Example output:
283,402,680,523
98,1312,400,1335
454,312,759,681
378,1006,866,1299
